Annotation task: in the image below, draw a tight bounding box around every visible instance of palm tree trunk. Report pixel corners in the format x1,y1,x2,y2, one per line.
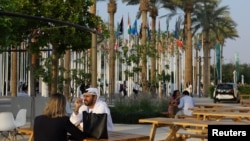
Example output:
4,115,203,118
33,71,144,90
108,0,116,98
140,0,149,93
11,46,17,96
203,31,210,97
184,8,193,96
150,8,157,97
90,0,97,87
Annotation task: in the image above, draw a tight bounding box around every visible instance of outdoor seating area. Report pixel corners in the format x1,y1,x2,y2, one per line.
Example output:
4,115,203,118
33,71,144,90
139,100,250,141
1,96,250,141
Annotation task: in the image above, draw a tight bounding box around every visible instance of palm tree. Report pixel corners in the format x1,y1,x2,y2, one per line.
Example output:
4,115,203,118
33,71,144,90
122,0,149,93
167,0,195,92
123,0,176,94
97,0,117,97
96,0,117,98
149,0,175,97
107,0,117,99
207,17,238,85
90,0,98,87
192,0,238,96
162,0,208,95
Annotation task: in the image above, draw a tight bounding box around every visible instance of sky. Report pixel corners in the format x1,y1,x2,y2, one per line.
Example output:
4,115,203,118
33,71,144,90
97,0,250,64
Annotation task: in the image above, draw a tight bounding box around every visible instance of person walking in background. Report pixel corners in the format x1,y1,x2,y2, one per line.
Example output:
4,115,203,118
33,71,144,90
168,90,181,118
34,93,86,141
133,81,140,97
122,80,127,97
70,87,113,131
175,90,195,118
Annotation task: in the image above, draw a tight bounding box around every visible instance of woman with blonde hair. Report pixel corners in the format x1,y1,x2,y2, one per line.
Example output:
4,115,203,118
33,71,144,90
34,93,86,141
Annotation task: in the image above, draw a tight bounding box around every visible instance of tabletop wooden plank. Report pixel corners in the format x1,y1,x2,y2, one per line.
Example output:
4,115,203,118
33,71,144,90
194,103,232,108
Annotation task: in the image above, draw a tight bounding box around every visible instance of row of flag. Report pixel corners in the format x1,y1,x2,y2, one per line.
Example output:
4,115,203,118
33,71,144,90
114,14,201,49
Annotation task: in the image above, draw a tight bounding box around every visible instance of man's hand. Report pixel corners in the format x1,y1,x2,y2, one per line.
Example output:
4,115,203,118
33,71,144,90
74,98,83,114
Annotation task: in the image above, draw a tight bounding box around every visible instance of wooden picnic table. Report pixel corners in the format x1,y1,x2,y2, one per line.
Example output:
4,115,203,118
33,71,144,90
194,103,232,108
240,94,250,105
17,128,149,141
138,117,247,141
192,111,250,121
189,106,250,112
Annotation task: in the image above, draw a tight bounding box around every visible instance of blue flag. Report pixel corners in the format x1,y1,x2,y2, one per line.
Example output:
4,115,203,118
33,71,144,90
131,19,138,36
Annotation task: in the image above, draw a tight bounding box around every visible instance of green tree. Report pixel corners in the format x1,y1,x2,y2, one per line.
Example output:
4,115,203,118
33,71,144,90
122,0,149,93
166,0,197,91
0,0,30,96
0,0,106,96
192,0,238,96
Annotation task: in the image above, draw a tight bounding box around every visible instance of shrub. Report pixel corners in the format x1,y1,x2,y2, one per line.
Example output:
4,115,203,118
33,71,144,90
238,84,250,94
110,93,169,124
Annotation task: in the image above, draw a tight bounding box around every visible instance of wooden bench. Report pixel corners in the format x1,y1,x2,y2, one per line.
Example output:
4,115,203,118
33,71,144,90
161,112,171,117
177,115,196,119
175,133,207,141
240,94,250,106
17,128,34,141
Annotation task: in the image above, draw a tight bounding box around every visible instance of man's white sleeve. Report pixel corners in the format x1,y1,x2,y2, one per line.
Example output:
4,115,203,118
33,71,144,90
70,106,85,126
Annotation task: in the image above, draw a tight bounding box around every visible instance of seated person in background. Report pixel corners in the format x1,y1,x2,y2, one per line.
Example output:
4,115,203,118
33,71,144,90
175,90,195,118
168,90,181,118
34,93,86,141
70,87,114,131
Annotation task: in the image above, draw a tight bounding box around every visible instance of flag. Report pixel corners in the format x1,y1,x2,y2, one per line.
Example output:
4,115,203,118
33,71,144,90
158,20,161,34
166,19,169,32
115,39,119,50
147,20,151,40
127,14,131,35
157,20,161,40
115,22,120,38
139,23,142,38
97,25,102,33
197,39,201,50
174,21,179,39
131,19,138,36
176,39,183,47
119,17,123,35
235,52,239,82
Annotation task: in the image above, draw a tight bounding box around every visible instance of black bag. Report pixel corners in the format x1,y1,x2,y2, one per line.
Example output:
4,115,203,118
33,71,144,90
82,111,108,139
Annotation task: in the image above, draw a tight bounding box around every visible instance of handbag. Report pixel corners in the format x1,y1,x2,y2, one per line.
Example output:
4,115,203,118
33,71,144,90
82,111,108,139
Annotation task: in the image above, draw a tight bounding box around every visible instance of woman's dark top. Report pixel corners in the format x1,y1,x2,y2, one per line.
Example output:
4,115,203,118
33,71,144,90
34,115,85,141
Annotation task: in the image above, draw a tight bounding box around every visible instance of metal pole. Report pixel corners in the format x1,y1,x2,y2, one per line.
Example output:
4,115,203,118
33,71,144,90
198,56,201,97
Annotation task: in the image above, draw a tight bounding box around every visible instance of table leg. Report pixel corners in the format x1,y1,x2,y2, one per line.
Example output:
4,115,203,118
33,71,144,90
149,124,157,141
165,125,180,141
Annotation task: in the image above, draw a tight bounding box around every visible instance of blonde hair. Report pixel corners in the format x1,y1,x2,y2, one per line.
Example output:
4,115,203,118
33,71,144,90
43,93,67,118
